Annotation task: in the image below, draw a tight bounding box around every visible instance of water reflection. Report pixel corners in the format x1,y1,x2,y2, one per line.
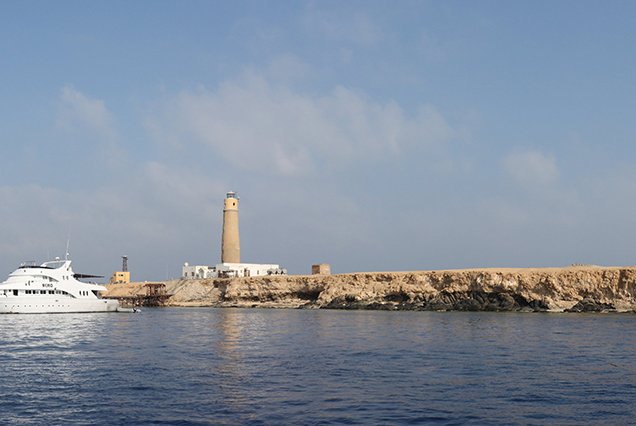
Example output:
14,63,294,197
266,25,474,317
215,308,249,414
0,313,107,353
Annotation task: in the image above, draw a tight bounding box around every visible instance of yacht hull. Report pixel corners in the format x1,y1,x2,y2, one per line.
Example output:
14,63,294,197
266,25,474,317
0,297,119,314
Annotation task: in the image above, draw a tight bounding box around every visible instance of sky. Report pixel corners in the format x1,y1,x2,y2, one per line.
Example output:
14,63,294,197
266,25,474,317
1,1,636,280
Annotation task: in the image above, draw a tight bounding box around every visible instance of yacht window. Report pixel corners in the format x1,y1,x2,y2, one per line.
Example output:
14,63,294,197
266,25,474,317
13,290,18,296
48,290,54,294
26,290,31,294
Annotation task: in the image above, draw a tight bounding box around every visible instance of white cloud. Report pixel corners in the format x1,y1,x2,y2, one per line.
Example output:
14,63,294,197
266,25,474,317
55,86,125,167
503,150,559,188
56,86,116,139
148,74,454,176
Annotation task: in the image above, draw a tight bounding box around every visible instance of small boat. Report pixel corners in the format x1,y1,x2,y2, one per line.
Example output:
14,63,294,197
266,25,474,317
116,307,141,313
0,258,119,314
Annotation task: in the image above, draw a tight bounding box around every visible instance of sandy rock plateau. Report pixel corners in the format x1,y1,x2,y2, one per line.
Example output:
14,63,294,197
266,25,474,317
102,266,636,312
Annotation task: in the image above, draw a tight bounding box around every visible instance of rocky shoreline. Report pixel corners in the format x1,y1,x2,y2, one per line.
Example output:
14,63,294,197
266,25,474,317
103,265,636,313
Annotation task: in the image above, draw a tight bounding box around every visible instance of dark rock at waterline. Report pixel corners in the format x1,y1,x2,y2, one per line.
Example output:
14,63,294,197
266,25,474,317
320,291,551,312
565,298,615,313
323,296,365,310
384,291,410,303
395,302,422,311
420,291,548,312
364,302,395,310
528,299,549,311
422,299,453,311
454,297,483,311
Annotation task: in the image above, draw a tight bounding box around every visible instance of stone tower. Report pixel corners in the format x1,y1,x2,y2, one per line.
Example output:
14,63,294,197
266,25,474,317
221,191,240,263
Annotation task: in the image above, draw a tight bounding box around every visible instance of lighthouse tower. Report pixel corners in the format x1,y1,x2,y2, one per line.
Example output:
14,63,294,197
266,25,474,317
221,191,240,263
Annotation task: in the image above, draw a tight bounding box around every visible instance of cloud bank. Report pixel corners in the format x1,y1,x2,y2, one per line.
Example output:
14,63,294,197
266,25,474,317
2,78,635,280
148,74,454,176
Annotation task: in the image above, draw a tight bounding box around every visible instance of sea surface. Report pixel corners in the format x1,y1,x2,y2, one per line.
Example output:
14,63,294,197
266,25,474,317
1,308,635,425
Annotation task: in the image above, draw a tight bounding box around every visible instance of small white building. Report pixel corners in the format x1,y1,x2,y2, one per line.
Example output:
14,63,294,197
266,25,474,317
216,263,285,278
182,262,286,280
182,263,216,279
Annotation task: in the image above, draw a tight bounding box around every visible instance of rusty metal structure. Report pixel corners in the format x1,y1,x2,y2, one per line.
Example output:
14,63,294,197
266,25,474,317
143,282,170,306
106,282,171,307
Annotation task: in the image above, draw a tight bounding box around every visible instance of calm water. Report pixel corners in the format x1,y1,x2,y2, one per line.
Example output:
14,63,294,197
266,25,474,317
0,309,635,425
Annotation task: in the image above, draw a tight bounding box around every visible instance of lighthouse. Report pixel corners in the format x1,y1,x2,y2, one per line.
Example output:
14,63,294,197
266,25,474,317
221,191,240,264
182,191,285,279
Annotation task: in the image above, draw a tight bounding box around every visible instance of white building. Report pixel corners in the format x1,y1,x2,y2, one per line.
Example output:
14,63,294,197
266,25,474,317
216,263,285,278
182,262,286,280
182,263,216,279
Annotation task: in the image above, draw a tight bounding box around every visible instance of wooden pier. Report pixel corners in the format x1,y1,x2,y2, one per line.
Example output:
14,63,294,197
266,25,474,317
106,282,171,307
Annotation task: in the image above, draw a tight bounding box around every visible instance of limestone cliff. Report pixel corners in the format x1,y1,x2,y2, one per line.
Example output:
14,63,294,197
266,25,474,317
102,266,636,312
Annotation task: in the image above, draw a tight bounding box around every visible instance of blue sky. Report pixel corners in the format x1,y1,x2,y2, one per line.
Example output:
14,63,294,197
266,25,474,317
1,1,635,280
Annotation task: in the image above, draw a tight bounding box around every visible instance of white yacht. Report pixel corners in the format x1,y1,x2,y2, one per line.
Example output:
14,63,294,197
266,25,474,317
0,258,119,314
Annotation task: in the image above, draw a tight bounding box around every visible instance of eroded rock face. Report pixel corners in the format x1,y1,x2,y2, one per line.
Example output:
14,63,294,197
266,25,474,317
102,266,636,312
565,298,615,313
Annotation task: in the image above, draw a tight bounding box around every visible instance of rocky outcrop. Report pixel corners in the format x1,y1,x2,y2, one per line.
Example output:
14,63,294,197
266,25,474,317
102,266,636,312
564,298,616,313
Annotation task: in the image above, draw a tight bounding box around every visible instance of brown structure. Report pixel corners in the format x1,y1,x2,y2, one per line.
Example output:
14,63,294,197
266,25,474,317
142,283,170,306
109,271,130,284
312,263,331,275
221,192,240,263
109,256,131,284
106,282,171,307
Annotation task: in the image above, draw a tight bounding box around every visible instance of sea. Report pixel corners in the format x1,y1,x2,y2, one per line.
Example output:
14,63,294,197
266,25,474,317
1,308,635,425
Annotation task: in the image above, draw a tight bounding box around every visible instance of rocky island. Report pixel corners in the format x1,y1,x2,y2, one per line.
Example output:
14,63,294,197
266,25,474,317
103,265,636,312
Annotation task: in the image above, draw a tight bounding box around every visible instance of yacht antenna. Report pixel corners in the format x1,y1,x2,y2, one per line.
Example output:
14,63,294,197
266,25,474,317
65,240,71,260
